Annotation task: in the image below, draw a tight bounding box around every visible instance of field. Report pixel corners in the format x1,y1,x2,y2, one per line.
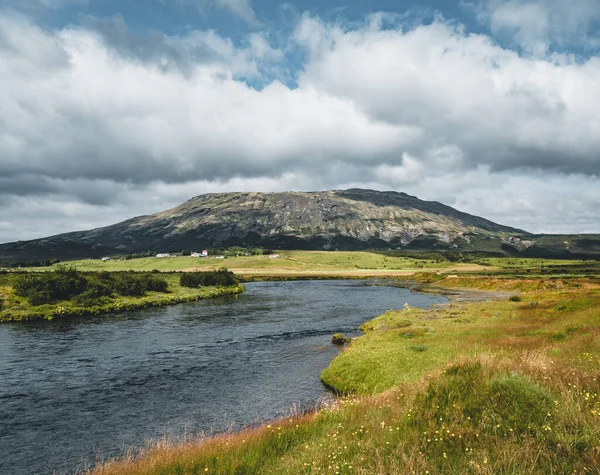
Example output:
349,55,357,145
16,251,600,279
35,251,473,274
90,261,600,474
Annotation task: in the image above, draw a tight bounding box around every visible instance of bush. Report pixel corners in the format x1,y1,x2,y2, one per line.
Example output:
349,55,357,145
138,274,169,293
12,268,169,306
109,272,164,296
109,273,145,296
180,268,239,288
78,281,113,299
13,266,87,305
509,295,522,302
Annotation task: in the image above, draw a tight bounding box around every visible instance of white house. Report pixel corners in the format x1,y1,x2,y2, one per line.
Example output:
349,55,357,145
268,254,281,259
156,253,171,258
101,257,111,262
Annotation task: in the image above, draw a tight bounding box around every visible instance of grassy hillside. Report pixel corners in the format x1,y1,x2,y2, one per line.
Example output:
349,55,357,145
93,272,600,474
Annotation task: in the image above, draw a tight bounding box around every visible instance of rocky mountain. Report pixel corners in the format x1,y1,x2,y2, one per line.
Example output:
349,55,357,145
1,189,599,260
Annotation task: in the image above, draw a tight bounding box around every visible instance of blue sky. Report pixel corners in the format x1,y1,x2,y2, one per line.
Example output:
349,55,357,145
1,0,600,241
13,1,469,34
17,0,600,56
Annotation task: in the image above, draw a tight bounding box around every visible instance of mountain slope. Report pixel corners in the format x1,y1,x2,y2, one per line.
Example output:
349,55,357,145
0,189,596,260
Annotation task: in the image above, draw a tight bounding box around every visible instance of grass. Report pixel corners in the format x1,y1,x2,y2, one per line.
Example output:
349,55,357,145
22,251,486,275
0,273,245,322
92,271,600,474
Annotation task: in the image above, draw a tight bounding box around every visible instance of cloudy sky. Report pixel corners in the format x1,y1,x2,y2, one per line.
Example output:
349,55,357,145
1,0,600,243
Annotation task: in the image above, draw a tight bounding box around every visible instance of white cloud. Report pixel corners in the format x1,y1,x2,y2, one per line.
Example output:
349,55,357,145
1,11,600,241
215,0,258,25
294,14,600,174
463,0,600,55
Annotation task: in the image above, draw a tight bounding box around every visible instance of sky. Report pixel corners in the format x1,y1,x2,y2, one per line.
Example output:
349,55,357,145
1,0,600,243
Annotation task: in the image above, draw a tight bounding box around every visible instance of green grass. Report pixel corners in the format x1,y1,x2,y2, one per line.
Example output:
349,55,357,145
93,274,600,474
20,251,484,274
0,273,245,322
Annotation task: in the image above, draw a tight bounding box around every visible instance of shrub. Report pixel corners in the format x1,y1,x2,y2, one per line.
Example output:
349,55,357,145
509,295,522,302
78,281,113,299
138,274,169,293
110,273,146,296
180,268,238,288
13,266,87,305
107,272,169,296
11,268,169,306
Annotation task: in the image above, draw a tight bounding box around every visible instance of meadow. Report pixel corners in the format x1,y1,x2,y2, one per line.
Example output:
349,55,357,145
16,251,599,278
91,266,600,474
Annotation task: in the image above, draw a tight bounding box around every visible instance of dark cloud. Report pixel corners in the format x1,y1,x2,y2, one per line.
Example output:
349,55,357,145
84,15,210,76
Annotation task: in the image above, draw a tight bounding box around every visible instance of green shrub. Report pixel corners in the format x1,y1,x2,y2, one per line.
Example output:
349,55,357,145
13,266,87,305
109,272,168,296
11,268,169,306
180,268,238,288
509,295,522,302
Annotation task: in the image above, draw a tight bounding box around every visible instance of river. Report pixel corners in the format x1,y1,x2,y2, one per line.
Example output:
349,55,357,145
0,280,447,474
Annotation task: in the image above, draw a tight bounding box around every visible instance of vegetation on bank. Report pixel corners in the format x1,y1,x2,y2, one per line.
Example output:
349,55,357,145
180,268,239,288
0,268,243,322
93,273,600,474
0,258,60,268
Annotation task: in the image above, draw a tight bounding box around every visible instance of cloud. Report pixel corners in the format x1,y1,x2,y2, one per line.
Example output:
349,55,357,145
214,0,258,25
1,10,600,241
84,15,277,77
294,14,600,175
158,0,259,25
463,0,600,55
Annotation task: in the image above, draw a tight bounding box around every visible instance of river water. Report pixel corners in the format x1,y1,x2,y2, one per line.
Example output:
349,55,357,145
0,280,447,474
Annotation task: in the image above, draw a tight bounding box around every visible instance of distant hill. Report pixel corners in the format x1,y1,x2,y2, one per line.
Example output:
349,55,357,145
1,189,599,260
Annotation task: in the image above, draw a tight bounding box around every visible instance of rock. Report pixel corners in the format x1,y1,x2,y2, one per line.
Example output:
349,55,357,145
332,333,346,345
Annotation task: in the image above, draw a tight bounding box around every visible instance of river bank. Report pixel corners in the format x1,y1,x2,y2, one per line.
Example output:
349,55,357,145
0,270,245,322
92,275,600,474
1,280,442,475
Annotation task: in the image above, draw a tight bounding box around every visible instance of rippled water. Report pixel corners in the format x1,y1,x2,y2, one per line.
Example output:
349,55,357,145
0,280,447,474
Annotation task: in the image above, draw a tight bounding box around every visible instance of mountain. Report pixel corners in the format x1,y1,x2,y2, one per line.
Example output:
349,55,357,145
0,189,599,260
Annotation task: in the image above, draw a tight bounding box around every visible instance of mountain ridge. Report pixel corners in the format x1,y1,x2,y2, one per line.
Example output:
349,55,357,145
1,189,598,260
